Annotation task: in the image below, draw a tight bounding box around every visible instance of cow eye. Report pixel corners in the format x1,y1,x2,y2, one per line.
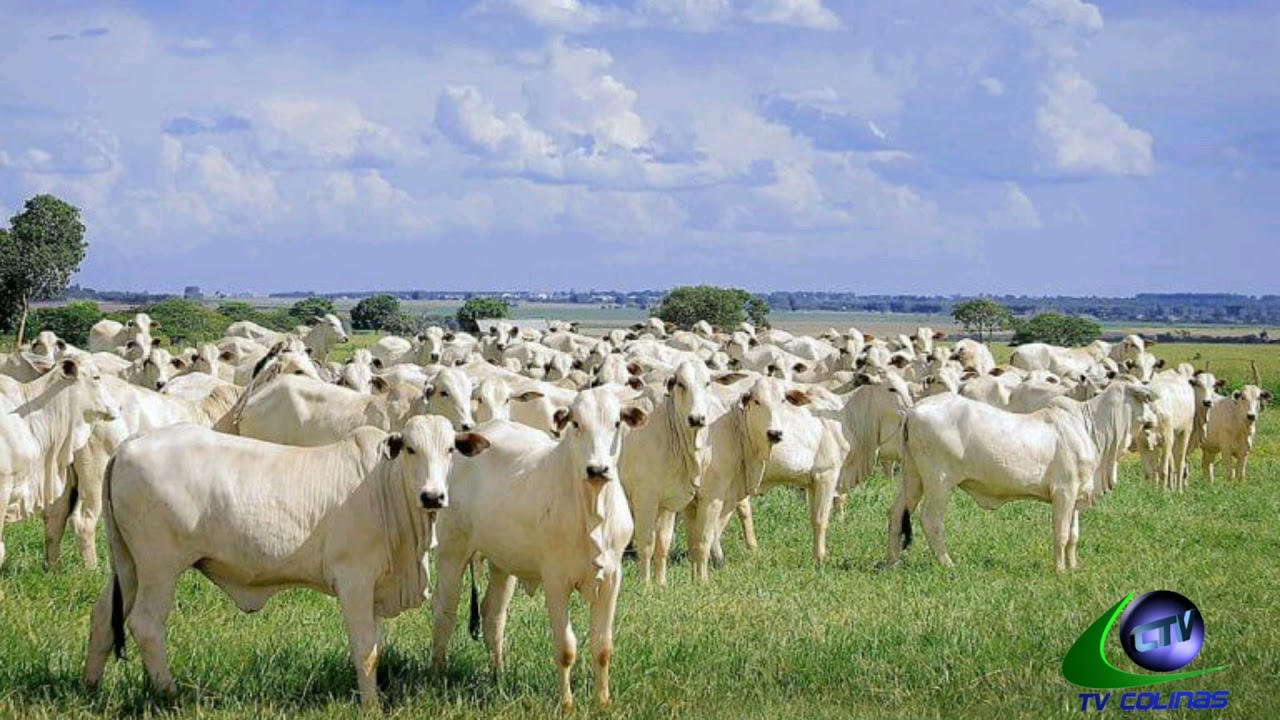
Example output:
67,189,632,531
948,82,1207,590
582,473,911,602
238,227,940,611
448,447,455,455
889,387,898,393
572,421,580,429
406,446,417,455
615,420,622,429
440,390,450,397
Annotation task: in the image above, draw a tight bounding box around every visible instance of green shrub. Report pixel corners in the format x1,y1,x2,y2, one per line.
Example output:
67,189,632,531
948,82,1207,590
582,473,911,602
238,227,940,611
27,301,103,347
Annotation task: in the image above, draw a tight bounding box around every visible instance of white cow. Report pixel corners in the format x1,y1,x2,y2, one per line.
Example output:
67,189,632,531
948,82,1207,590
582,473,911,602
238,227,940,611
949,339,996,376
887,381,1157,571
88,313,157,354
827,372,913,491
1137,369,1198,491
1010,341,1111,378
84,417,490,709
225,314,349,363
225,375,426,447
1200,383,1270,483
619,360,712,586
432,388,647,710
0,357,121,569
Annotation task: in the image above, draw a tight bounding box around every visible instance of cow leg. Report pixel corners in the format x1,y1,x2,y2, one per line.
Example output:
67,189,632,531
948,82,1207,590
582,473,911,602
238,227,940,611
735,497,759,553
1067,506,1083,569
85,574,117,687
807,472,837,568
481,569,517,676
688,497,723,584
71,458,105,570
336,581,380,710
1239,451,1250,482
43,477,74,569
919,482,954,569
832,492,847,522
631,497,659,586
127,568,179,694
546,583,577,711
1202,449,1217,484
653,509,677,587
885,459,923,566
431,551,468,667
0,472,10,570
588,571,621,707
1051,491,1072,573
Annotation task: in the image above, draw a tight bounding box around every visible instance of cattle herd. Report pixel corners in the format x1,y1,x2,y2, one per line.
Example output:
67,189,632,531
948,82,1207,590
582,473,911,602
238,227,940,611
0,313,1271,709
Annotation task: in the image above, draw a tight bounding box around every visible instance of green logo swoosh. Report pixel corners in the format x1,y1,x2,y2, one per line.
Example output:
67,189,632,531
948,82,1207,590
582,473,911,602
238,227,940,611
1062,593,1229,689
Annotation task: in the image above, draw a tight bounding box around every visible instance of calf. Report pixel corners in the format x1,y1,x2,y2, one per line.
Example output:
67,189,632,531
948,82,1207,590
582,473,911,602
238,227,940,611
433,388,647,709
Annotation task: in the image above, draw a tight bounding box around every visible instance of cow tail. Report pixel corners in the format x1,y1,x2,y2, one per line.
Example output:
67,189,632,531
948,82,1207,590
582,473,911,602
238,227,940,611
899,417,915,551
103,456,126,660
467,559,481,641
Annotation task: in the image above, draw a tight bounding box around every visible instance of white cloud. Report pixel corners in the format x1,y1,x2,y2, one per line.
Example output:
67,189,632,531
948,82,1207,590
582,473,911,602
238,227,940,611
1036,70,1154,176
744,0,841,31
987,182,1043,230
247,95,418,170
636,0,733,32
980,77,1005,96
525,41,652,152
436,85,557,161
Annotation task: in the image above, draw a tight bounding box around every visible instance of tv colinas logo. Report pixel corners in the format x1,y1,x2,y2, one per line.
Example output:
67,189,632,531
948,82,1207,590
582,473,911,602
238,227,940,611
1063,591,1229,712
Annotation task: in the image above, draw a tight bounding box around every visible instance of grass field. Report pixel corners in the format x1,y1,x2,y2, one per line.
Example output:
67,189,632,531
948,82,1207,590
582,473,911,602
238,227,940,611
0,344,1277,719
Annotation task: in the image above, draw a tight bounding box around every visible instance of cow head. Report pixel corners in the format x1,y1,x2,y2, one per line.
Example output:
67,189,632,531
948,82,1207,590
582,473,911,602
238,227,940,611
665,360,713,432
1233,385,1268,424
738,377,805,447
30,331,67,358
338,362,374,394
138,348,182,391
1189,371,1219,409
552,387,647,485
121,332,153,362
57,356,121,424
388,415,489,511
420,366,477,431
472,377,512,423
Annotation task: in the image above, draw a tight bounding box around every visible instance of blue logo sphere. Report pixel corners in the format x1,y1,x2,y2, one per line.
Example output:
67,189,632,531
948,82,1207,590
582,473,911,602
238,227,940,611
1118,591,1205,672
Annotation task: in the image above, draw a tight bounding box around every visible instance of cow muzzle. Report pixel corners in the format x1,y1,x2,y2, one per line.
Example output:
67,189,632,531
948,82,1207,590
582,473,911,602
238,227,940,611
1202,401,1213,408
688,414,706,428
1247,413,1258,422
766,429,784,444
586,465,611,483
419,490,447,510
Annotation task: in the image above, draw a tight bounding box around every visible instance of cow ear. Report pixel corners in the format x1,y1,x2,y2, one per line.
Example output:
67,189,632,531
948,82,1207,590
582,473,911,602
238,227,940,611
218,351,235,362
422,383,436,398
153,336,166,346
371,377,389,393
56,339,67,350
514,390,544,402
553,408,573,432
1233,390,1242,399
305,347,315,356
666,375,677,391
785,389,812,407
715,371,749,385
627,377,645,391
793,362,809,374
889,355,909,369
60,358,80,378
626,361,644,376
454,432,491,457
1154,358,1166,369
739,392,754,408
509,327,519,339
1047,375,1060,385
171,358,186,369
990,367,1005,377
864,333,876,341
933,331,946,340
151,322,161,330
1215,378,1227,389
371,358,384,370
748,338,759,348
1262,391,1273,402
443,332,455,342
621,406,648,428
125,340,137,349
385,433,405,459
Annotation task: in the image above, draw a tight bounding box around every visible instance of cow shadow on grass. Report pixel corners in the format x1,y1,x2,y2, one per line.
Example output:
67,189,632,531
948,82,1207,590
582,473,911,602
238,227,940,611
3,639,540,715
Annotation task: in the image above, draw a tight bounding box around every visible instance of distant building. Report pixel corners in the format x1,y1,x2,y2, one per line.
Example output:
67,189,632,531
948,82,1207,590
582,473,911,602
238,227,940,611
184,285,203,299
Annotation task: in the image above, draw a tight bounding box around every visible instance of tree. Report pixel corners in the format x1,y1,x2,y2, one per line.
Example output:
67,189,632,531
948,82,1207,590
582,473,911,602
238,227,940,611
952,298,1014,342
138,298,232,345
28,301,104,347
650,285,771,330
0,195,88,345
456,297,510,332
351,294,404,331
216,301,264,324
1010,312,1102,347
288,297,335,322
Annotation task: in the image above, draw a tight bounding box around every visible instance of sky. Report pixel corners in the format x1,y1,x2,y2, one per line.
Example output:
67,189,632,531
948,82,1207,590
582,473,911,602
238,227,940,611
0,0,1276,295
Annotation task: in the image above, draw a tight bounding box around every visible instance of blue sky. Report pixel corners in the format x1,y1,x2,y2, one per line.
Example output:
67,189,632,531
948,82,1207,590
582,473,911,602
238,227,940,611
0,0,1276,295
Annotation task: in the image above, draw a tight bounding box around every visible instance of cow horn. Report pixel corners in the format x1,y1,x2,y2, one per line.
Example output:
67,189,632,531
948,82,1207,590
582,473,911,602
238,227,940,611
1251,360,1261,385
